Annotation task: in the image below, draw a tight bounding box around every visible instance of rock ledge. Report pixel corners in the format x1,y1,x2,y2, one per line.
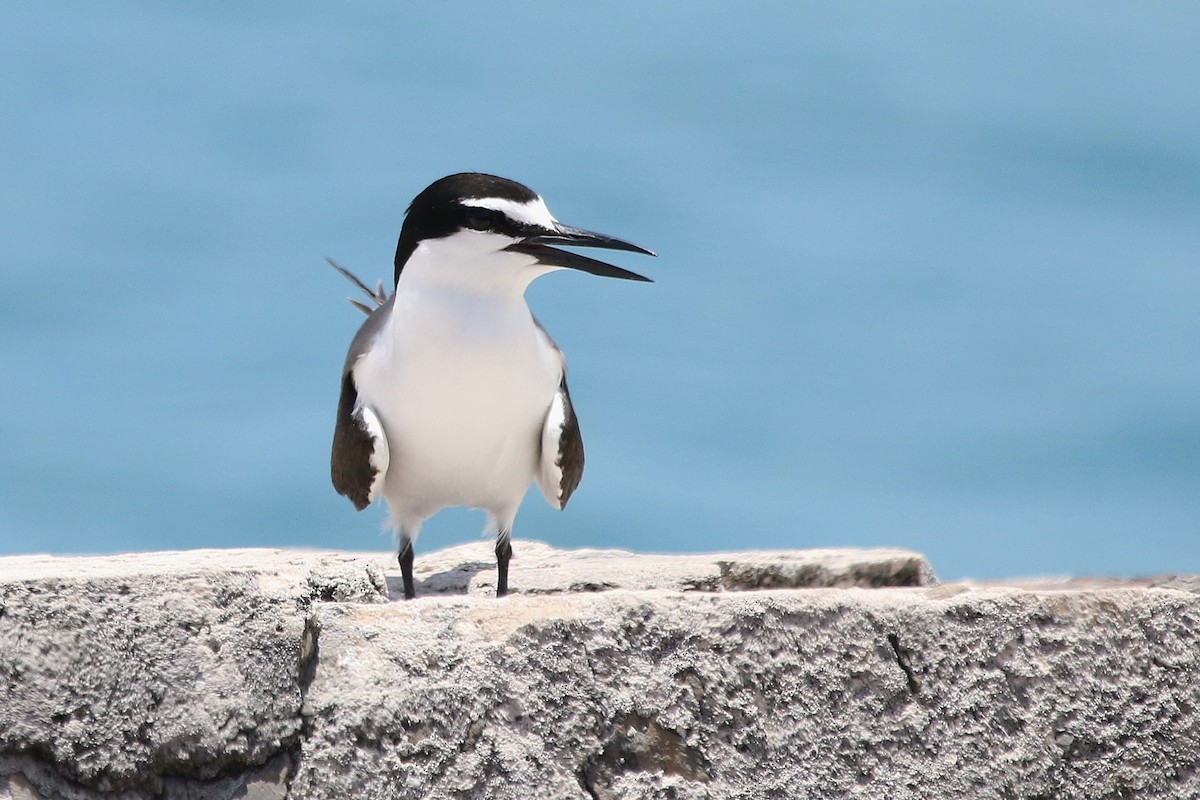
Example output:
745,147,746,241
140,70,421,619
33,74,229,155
1,543,1197,800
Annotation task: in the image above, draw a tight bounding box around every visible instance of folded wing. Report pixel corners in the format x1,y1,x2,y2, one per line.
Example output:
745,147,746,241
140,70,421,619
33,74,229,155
331,296,394,510
536,377,584,510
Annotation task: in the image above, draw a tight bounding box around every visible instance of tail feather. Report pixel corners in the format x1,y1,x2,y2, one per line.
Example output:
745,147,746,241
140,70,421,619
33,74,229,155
327,257,387,315
347,298,376,316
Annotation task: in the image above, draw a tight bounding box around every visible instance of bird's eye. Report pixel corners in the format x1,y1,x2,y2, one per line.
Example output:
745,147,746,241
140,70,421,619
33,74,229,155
464,207,495,231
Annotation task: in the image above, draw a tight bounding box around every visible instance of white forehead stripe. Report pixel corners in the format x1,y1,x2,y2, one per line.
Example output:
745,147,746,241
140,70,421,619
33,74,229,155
463,196,557,228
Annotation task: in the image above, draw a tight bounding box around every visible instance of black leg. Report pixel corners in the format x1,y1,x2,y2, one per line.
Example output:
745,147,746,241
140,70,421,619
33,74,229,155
398,536,416,600
495,533,512,598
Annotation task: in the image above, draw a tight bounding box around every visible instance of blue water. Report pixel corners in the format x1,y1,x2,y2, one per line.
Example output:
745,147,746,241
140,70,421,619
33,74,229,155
2,3,1197,579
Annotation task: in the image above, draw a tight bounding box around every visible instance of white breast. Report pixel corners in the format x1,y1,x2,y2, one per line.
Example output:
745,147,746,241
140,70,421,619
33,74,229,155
352,279,562,526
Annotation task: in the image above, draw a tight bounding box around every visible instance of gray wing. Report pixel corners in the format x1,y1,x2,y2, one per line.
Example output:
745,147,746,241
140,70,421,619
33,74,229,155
331,296,393,511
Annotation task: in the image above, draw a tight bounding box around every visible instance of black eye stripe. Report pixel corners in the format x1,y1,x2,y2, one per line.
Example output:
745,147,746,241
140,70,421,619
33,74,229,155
464,207,495,231
460,205,534,239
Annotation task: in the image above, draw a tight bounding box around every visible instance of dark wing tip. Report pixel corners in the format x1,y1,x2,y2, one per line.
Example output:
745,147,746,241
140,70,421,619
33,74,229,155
556,379,585,508
331,374,379,511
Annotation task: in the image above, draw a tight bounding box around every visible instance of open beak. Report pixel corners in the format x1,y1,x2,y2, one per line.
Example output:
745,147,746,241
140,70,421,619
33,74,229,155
506,223,655,282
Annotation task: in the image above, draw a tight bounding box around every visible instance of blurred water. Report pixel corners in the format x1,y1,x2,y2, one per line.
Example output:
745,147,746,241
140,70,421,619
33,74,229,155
1,2,1196,578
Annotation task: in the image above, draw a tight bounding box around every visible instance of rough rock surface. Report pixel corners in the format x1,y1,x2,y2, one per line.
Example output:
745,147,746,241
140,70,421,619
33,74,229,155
1,542,1198,799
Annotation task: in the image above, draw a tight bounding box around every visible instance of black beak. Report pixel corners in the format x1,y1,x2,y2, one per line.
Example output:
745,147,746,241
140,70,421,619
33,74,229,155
506,223,655,282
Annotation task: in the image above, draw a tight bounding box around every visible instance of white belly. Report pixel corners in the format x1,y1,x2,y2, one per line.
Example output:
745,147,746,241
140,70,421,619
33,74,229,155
353,288,560,525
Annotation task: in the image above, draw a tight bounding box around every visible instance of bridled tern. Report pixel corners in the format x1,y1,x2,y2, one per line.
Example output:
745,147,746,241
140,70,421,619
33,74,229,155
330,172,654,599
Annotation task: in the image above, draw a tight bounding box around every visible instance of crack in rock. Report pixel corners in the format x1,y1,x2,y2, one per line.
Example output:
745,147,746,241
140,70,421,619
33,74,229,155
887,633,921,695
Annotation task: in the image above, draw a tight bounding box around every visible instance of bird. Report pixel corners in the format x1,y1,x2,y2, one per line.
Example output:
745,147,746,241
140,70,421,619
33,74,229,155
330,172,654,599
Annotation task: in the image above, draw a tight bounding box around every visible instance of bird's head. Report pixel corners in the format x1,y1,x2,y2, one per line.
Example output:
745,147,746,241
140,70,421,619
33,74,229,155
393,173,654,291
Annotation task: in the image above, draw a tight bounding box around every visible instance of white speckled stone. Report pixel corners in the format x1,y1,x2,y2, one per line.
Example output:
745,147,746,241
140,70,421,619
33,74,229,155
3,544,1198,799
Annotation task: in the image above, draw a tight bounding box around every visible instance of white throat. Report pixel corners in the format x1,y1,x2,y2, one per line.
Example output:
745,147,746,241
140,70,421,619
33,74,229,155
399,232,557,298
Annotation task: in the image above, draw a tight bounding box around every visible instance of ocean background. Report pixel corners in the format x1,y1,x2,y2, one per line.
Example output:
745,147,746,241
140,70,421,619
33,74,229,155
2,2,1196,580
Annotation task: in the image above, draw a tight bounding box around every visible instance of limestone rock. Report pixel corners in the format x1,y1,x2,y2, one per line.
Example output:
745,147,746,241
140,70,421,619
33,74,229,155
0,549,385,796
2,543,1199,799
293,582,1200,799
410,540,937,595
